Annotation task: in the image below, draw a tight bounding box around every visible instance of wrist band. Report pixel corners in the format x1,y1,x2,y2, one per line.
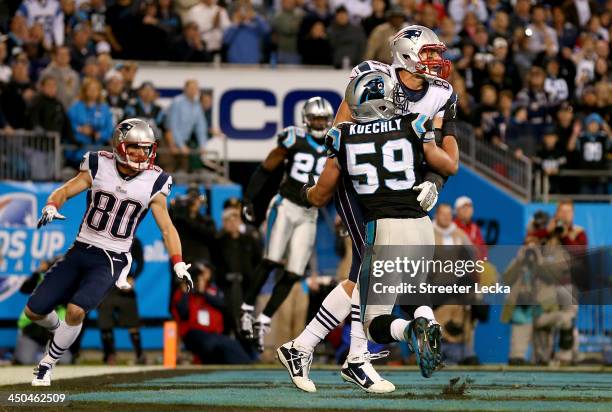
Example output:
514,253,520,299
170,255,183,265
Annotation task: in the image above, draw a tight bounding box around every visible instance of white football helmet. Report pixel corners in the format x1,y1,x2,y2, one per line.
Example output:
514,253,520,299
302,97,334,139
112,118,157,171
345,71,396,122
390,25,451,80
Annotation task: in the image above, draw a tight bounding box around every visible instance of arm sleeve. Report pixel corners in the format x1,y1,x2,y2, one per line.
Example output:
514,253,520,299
438,92,459,137
325,126,342,158
277,127,297,149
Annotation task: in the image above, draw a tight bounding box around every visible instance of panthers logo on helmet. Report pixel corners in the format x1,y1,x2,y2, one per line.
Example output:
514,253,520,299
359,77,385,104
117,122,134,138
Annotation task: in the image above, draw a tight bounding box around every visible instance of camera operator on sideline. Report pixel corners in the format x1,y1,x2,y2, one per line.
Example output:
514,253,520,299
168,183,217,305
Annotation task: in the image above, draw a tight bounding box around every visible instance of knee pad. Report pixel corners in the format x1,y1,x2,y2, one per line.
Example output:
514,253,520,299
367,314,399,344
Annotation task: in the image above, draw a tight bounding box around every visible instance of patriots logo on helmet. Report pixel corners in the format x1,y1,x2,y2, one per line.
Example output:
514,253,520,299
359,77,385,104
402,29,423,43
117,122,134,137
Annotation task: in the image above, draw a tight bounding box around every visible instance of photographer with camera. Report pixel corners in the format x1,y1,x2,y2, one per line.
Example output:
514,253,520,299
168,183,217,304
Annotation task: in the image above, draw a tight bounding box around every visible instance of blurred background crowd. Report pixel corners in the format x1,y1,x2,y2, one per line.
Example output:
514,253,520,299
0,0,610,192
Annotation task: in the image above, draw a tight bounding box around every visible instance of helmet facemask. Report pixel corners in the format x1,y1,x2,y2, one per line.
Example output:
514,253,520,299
115,142,157,171
302,97,334,139
391,26,452,81
304,114,333,139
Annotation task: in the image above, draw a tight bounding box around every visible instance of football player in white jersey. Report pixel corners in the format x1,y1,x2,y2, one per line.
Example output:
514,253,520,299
239,97,334,352
277,25,459,393
25,118,193,386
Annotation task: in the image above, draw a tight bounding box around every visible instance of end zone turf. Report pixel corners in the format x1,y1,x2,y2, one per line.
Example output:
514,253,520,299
1,366,611,411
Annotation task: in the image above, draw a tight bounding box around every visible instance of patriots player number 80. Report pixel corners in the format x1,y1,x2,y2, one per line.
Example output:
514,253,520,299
85,191,144,239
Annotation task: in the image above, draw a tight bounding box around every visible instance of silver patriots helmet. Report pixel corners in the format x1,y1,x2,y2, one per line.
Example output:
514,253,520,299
345,71,396,122
302,97,334,138
390,25,451,80
112,118,158,171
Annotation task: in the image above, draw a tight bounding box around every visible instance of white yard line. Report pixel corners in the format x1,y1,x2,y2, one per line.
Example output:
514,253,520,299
0,365,166,386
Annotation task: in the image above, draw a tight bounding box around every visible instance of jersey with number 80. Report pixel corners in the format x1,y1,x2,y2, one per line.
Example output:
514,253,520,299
77,151,172,253
327,114,429,222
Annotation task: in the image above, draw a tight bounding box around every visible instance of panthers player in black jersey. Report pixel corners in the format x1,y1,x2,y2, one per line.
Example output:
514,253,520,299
308,71,455,382
239,97,334,351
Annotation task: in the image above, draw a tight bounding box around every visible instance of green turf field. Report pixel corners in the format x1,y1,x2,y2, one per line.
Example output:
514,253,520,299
3,366,612,411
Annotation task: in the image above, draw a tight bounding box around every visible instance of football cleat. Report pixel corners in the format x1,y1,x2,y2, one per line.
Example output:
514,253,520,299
428,322,443,369
32,362,53,386
277,341,316,393
239,308,255,340
405,317,437,378
340,351,395,393
253,318,271,352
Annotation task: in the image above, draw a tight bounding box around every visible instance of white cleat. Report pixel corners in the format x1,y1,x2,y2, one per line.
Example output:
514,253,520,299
341,351,395,393
32,362,53,387
277,341,316,393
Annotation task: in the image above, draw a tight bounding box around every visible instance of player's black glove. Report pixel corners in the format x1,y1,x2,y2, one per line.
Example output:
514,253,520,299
241,199,255,223
300,174,316,207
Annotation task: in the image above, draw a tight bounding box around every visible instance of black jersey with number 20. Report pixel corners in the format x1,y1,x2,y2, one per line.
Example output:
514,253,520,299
326,114,432,222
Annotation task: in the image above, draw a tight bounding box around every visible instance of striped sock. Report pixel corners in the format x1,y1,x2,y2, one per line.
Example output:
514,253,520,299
41,322,82,365
294,284,351,352
348,286,368,356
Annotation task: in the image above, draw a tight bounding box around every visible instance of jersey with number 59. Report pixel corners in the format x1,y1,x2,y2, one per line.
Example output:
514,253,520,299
326,114,430,222
278,126,327,207
77,151,172,253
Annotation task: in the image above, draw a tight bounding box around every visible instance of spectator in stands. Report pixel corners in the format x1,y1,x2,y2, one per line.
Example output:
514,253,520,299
96,46,113,79
25,75,73,142
300,0,333,35
271,0,304,64
567,113,611,194
39,45,79,109
60,0,84,36
526,4,559,57
187,0,231,57
106,0,139,58
508,0,531,33
453,196,487,259
200,89,217,137
438,17,462,62
124,81,165,134
432,203,478,365
490,89,513,148
66,77,113,168
544,58,570,109
116,61,139,100
0,40,10,84
165,79,208,171
98,237,145,365
69,24,95,74
213,207,262,335
533,129,567,194
171,262,252,364
104,69,129,125
16,0,64,48
328,0,371,20
448,0,488,26
157,0,182,40
133,0,170,61
298,19,332,66
562,0,597,28
363,5,405,65
361,0,387,37
328,6,365,69
81,0,120,52
6,15,29,57
515,66,553,144
489,10,511,40
0,57,35,129
174,21,212,62
222,0,270,64
552,6,579,50
472,84,499,142
23,22,51,79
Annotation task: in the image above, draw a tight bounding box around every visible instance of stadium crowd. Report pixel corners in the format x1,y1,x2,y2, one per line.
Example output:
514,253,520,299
0,0,610,192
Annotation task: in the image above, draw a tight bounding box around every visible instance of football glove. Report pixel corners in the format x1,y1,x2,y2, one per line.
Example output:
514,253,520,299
173,262,194,292
300,174,316,207
37,203,66,228
413,181,438,212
